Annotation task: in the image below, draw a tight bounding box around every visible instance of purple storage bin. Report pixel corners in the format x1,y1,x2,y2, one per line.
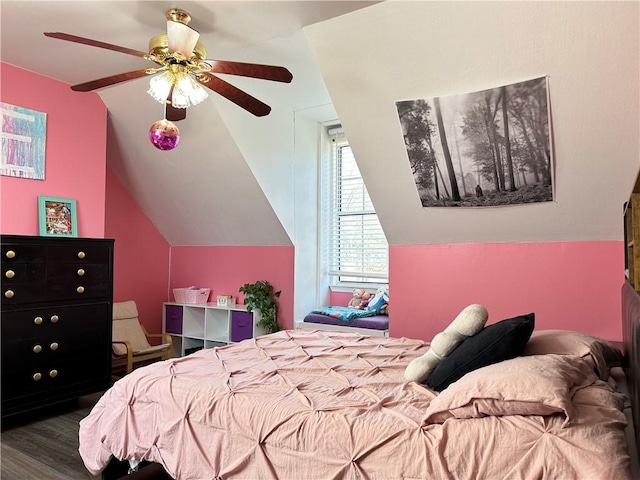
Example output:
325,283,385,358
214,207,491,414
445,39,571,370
165,305,183,334
231,311,253,342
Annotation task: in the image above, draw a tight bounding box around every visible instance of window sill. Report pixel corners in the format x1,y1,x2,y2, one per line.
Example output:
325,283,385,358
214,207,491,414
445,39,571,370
330,284,387,294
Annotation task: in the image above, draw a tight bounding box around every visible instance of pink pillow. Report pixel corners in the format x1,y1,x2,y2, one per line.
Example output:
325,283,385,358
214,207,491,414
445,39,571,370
523,330,622,380
424,354,597,427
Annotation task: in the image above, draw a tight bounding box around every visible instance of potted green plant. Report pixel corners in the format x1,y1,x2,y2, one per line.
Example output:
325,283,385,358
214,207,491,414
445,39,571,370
239,280,281,334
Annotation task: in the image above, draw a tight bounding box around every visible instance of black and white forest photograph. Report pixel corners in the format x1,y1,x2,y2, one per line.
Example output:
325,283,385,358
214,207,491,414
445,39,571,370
396,76,553,207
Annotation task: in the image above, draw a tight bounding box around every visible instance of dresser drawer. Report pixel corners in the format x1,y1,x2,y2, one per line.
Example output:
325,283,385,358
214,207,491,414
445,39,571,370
2,262,46,284
2,265,111,306
47,263,112,300
2,279,47,306
1,351,110,404
1,303,111,403
1,243,46,264
1,303,110,341
47,244,110,264
2,324,107,362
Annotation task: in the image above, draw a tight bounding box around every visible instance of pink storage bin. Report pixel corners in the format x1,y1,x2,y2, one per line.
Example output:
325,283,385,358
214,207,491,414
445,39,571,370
173,287,211,304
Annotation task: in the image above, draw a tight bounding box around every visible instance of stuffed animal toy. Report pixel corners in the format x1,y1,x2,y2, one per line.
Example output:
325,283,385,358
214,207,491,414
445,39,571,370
404,304,488,383
348,288,365,309
366,286,389,314
360,291,372,309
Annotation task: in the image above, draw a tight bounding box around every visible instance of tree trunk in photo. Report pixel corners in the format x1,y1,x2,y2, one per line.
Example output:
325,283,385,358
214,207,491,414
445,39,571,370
451,117,468,196
435,161,451,198
501,86,517,192
483,116,500,191
434,97,461,201
511,111,542,183
485,96,505,191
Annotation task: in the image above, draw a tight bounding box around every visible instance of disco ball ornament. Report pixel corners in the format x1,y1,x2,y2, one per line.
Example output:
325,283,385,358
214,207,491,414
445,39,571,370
149,119,180,151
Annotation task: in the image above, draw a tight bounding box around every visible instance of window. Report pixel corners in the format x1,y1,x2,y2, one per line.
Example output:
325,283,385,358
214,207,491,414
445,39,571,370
322,126,388,286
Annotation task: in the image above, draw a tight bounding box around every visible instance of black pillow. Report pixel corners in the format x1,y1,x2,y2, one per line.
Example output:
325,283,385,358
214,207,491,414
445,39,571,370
425,313,535,392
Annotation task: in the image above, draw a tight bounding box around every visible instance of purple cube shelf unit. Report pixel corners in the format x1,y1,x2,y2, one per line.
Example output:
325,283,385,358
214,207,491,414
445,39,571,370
162,302,264,357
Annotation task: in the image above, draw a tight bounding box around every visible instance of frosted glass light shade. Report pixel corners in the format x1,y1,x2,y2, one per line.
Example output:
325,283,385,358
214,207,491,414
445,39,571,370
171,89,190,109
148,71,175,104
188,82,208,105
175,72,196,95
173,72,208,107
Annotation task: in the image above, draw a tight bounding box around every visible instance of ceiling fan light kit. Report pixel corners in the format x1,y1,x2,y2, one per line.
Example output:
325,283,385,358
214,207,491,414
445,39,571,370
147,67,209,108
44,8,293,150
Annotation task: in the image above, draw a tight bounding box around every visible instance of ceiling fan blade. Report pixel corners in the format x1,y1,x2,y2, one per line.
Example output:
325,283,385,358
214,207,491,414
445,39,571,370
206,60,293,83
196,73,271,117
167,21,199,59
71,69,150,92
44,32,148,58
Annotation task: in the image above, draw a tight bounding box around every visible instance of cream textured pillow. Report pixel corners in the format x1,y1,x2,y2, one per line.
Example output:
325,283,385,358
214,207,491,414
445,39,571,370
404,304,488,383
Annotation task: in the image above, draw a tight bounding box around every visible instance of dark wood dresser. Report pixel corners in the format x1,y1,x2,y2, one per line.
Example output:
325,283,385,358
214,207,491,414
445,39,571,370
1,234,114,418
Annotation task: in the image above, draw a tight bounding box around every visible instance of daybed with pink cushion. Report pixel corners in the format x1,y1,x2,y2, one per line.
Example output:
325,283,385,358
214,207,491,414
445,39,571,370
79,306,639,480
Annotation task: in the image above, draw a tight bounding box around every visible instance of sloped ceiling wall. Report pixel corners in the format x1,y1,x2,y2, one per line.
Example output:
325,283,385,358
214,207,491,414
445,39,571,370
104,81,291,246
304,1,639,245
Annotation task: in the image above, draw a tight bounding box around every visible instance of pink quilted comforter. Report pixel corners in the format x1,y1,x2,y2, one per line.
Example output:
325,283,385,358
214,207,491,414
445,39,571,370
79,330,630,479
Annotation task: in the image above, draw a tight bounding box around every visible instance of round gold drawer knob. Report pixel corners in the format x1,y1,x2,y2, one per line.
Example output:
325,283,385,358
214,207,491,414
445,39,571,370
5,250,15,259
77,268,85,276
5,270,15,279
33,372,42,381
34,316,43,325
50,342,59,351
4,290,14,299
76,286,85,294
77,251,85,259
33,344,42,354
49,370,58,378
50,315,59,323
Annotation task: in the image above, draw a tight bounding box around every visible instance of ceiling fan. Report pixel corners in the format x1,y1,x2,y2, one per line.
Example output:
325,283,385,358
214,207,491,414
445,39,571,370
44,8,293,122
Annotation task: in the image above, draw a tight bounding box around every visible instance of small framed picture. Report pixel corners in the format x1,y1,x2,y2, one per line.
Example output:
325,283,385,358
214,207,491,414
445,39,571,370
38,196,78,237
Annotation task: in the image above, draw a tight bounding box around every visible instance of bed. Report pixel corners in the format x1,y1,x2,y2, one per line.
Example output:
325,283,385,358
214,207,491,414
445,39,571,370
80,304,640,480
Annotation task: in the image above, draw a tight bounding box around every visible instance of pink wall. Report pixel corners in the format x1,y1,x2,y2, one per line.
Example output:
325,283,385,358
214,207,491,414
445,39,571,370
169,246,295,330
0,63,107,237
105,168,170,333
389,241,624,342
330,291,353,307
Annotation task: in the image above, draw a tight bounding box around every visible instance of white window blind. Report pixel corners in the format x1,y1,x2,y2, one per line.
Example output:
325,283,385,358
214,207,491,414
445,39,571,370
325,127,388,284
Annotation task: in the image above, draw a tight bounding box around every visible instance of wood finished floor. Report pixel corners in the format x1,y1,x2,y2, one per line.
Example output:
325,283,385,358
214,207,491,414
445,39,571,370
1,391,104,480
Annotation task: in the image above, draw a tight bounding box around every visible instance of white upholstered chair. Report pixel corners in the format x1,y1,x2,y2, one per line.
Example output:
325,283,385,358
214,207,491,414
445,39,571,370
112,300,172,378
